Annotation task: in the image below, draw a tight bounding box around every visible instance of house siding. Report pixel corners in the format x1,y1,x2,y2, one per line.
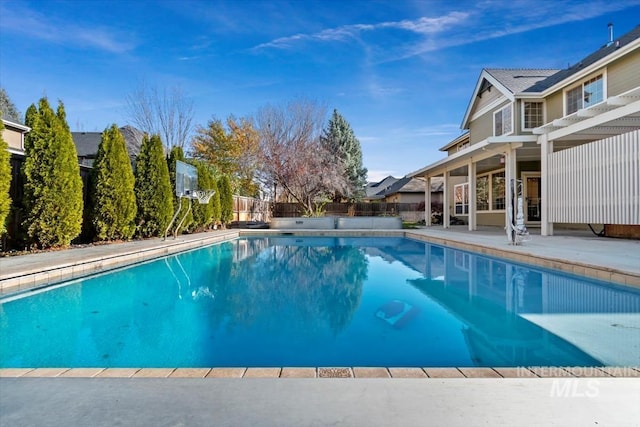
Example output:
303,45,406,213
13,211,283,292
607,50,640,96
2,127,23,151
474,86,503,113
469,100,510,144
544,91,564,123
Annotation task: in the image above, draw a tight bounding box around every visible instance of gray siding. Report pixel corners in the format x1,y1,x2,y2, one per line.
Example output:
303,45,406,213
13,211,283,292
607,50,640,96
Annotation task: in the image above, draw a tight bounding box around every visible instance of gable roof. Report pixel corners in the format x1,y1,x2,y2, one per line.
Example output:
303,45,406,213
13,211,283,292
525,24,640,93
461,69,558,129
372,176,444,199
485,69,560,94
365,175,399,199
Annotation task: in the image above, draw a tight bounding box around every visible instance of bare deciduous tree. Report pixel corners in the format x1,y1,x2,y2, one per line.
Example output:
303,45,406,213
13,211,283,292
125,82,194,149
254,98,348,216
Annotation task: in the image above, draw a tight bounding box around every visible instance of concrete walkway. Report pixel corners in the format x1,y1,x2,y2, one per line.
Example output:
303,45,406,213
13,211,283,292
2,377,639,426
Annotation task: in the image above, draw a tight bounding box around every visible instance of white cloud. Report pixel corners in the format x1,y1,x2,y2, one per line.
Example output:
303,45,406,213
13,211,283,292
0,3,135,53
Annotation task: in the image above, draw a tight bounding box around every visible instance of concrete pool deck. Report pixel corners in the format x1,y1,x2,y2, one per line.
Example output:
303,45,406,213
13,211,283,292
1,227,640,425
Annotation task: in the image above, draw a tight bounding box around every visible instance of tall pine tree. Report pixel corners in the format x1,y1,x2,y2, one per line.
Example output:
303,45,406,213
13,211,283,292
321,109,367,201
134,134,173,237
22,98,83,248
0,118,11,237
91,124,137,240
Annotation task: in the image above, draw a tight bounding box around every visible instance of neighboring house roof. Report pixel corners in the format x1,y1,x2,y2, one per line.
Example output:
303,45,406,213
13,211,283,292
365,175,399,199
373,176,444,199
525,24,640,93
71,125,144,163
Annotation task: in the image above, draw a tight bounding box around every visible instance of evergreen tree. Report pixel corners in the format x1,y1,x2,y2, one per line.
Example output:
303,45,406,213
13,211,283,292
218,175,233,227
91,124,137,240
22,98,83,248
0,87,22,123
321,109,368,201
189,160,217,230
167,146,192,233
134,134,173,237
0,118,11,236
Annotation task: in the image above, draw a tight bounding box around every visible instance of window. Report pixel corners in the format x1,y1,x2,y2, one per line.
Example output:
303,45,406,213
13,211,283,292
523,101,544,130
476,176,489,211
457,141,469,152
491,171,506,210
476,170,506,211
454,183,469,215
494,104,512,136
565,74,604,114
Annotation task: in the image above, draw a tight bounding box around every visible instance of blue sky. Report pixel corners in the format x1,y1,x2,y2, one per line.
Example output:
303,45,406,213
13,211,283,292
1,0,639,182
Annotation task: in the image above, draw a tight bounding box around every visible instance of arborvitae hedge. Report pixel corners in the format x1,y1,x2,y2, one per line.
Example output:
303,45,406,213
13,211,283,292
167,146,192,234
218,174,233,227
22,99,83,248
134,134,173,238
0,118,11,237
189,160,218,230
91,124,137,240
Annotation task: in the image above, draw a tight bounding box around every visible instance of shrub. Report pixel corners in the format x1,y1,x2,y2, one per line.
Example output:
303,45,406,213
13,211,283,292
218,175,233,227
0,118,11,237
134,134,173,237
91,124,137,240
22,99,83,248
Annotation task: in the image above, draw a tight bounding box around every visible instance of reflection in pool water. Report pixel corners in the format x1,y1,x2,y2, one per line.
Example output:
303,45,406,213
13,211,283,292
1,236,638,367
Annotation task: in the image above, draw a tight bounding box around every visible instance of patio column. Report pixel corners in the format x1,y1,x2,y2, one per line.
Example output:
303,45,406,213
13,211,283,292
504,145,517,238
425,175,432,226
443,170,450,228
468,160,477,231
540,134,554,236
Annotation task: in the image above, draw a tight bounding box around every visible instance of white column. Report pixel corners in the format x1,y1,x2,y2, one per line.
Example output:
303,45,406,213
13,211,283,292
425,176,432,226
443,170,450,229
540,134,554,236
468,160,476,231
504,146,517,241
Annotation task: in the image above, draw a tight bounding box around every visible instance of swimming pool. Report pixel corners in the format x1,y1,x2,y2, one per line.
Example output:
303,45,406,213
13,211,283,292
1,236,639,368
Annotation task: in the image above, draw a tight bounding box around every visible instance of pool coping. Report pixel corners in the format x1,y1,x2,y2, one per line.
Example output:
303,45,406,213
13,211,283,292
1,366,639,378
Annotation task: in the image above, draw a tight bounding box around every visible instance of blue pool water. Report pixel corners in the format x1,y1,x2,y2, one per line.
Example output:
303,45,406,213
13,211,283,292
2,236,639,368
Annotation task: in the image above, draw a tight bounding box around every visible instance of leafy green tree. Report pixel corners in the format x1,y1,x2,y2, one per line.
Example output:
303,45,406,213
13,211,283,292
189,160,218,231
134,134,173,237
218,174,233,227
22,98,83,248
321,109,368,201
0,118,11,237
91,124,137,240
0,87,21,123
191,115,260,196
167,146,192,233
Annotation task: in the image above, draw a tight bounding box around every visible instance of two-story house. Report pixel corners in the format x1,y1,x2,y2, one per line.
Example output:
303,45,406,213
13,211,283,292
410,25,640,238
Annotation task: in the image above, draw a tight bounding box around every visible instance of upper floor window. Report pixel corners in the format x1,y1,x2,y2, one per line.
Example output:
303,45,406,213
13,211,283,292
494,104,512,136
522,101,544,130
457,141,469,152
565,74,604,115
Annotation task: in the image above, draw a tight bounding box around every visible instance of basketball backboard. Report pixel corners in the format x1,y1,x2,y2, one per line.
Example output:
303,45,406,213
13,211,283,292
175,160,198,197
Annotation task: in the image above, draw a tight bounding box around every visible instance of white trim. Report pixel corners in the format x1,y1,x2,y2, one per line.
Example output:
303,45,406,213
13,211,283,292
1,119,30,132
521,171,542,225
521,100,545,132
438,131,470,152
7,147,25,156
493,103,514,137
475,168,507,212
562,70,607,116
461,70,516,129
470,97,510,123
